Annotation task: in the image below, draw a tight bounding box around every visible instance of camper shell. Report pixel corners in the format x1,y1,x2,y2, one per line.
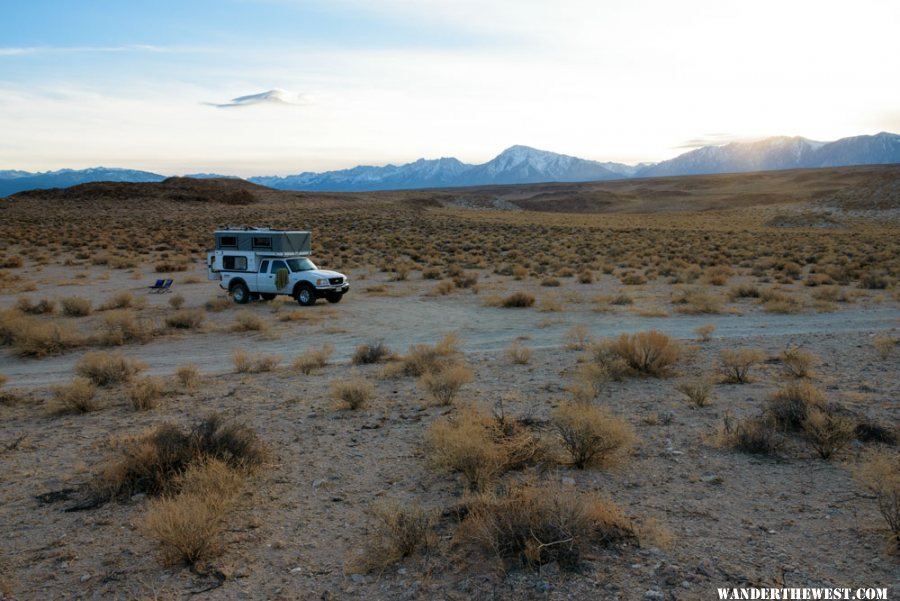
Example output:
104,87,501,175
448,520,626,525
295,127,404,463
207,227,349,306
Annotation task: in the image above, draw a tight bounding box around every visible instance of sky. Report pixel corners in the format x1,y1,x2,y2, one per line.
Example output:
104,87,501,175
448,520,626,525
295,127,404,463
1,0,898,176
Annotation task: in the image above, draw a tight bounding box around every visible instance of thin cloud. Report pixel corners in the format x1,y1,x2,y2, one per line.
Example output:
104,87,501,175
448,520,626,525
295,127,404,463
677,133,743,149
0,45,203,57
206,88,307,109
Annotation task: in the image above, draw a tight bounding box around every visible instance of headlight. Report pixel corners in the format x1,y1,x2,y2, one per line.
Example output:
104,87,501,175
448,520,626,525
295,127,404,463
315,278,326,285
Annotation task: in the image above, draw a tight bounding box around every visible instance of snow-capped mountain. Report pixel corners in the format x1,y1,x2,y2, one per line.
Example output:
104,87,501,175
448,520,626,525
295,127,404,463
2,133,897,197
638,132,899,178
0,167,165,197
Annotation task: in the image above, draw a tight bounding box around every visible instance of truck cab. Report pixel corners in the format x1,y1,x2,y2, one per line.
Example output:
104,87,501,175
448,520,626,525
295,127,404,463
207,228,349,306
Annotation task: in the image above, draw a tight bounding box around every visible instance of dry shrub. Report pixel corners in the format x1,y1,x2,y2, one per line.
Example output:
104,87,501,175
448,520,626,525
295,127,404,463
433,280,455,295
390,332,460,377
419,363,474,406
424,405,541,491
16,297,55,315
587,341,630,381
802,408,855,459
142,458,244,566
352,341,392,365
719,413,782,455
175,363,200,389
563,325,592,351
855,451,900,551
205,296,231,312
348,501,437,573
567,363,609,404
60,296,92,317
127,377,166,411
766,381,826,430
90,415,267,503
231,349,280,373
52,378,99,414
719,348,766,383
674,377,714,407
75,351,144,386
455,482,634,571
694,323,716,342
635,517,675,551
168,293,185,310
500,292,535,308
672,288,722,314
729,284,760,299
873,334,897,360
230,310,268,332
610,330,680,377
99,292,134,311
100,309,154,345
12,319,81,357
330,374,374,410
552,403,633,469
292,344,334,374
165,309,205,329
779,347,816,378
505,341,532,365
541,277,561,287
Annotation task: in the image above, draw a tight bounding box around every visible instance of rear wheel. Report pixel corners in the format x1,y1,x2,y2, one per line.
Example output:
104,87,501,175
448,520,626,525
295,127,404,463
230,281,250,304
260,293,276,301
296,284,316,306
325,292,343,304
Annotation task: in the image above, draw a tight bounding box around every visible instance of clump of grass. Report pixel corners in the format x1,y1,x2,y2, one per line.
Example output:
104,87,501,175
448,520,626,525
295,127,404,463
694,323,716,342
75,351,144,386
99,310,154,345
12,319,81,357
873,334,897,360
552,403,633,468
230,310,268,332
168,293,185,310
51,378,99,414
855,451,900,552
385,332,460,378
419,363,474,406
610,330,680,377
165,309,205,329
175,363,200,389
719,414,782,455
352,341,392,365
330,374,374,410
90,414,267,503
141,458,245,566
292,344,334,374
455,481,635,571
500,292,535,308
672,287,722,314
205,296,231,312
765,381,826,431
60,296,92,317
779,347,816,378
587,341,631,382
127,377,166,411
674,377,714,407
99,292,135,311
505,341,533,365
16,297,56,315
424,405,542,492
802,408,855,459
231,349,280,373
719,348,766,383
348,501,437,573
563,325,592,351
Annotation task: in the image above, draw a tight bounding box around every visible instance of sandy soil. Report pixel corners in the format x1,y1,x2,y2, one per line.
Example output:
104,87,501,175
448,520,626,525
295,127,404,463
1,258,898,600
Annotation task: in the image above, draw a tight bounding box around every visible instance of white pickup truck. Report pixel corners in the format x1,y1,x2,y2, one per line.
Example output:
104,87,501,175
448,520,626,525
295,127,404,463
207,228,349,306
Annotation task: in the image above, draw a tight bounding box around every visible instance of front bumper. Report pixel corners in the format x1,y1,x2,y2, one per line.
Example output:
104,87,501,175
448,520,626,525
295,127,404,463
313,283,350,298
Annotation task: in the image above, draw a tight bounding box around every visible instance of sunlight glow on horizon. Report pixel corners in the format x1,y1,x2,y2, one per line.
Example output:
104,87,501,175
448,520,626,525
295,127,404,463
0,0,897,176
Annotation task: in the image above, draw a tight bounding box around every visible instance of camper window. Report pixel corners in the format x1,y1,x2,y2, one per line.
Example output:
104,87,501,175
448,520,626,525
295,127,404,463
252,236,272,249
219,236,238,248
222,255,248,271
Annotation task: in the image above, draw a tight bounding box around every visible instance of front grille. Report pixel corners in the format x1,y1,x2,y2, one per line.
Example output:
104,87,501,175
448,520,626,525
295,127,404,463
329,277,343,285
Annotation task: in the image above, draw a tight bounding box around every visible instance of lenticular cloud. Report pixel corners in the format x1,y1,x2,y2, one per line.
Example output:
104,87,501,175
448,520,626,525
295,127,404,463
206,88,304,108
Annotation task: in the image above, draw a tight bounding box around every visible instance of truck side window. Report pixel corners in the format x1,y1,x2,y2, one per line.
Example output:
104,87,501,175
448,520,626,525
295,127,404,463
259,260,269,273
270,260,288,274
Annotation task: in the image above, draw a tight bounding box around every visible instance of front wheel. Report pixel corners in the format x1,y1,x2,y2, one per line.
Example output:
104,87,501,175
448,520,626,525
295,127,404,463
230,281,250,304
295,284,316,306
325,292,343,304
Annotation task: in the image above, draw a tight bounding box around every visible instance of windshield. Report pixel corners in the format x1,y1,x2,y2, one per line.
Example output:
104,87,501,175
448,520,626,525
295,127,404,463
287,258,317,272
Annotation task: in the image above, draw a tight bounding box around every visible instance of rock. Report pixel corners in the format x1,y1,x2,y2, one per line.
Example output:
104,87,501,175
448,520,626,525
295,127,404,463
289,567,303,575
79,574,91,583
312,479,325,489
561,476,576,487
644,590,664,600
700,472,722,484
350,573,367,584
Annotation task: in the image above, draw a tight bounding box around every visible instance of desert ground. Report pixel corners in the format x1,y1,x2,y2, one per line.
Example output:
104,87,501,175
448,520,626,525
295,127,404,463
0,166,898,600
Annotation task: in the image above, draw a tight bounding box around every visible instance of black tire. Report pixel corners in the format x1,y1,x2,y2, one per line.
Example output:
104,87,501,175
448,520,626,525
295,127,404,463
325,292,343,304
295,283,316,306
260,293,276,301
230,281,250,304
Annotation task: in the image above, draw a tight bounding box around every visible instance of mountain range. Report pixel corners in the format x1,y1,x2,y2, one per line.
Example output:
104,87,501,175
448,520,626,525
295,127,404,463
1,132,897,196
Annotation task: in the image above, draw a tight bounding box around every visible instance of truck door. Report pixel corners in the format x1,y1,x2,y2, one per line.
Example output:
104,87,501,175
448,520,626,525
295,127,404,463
257,259,273,293
269,260,290,292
